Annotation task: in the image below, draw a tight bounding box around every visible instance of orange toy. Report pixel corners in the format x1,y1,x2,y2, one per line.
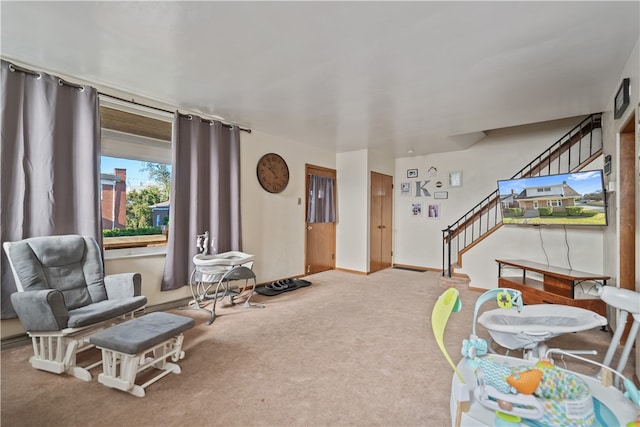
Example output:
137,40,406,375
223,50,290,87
506,368,543,395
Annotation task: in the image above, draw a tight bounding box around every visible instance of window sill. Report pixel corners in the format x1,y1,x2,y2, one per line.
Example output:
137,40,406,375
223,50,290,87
103,235,168,260
104,245,167,260
103,235,167,250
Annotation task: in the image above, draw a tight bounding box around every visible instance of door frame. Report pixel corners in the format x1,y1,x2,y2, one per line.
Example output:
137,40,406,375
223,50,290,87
617,112,636,343
304,164,337,274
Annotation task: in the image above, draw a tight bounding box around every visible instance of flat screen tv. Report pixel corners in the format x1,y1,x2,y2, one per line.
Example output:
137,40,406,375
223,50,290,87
497,169,607,226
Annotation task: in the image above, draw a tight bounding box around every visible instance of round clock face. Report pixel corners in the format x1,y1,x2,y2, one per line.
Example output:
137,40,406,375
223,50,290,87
257,153,289,193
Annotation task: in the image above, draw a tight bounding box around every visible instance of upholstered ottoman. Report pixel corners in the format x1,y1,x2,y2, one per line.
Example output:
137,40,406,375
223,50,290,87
89,312,194,397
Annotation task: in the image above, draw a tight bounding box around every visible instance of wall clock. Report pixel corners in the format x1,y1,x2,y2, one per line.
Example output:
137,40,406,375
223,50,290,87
256,153,289,193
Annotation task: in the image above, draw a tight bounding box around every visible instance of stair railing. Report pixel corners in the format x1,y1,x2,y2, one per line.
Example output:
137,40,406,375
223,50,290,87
442,113,602,277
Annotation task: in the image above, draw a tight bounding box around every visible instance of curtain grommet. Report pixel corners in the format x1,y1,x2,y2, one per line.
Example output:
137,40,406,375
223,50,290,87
9,63,42,79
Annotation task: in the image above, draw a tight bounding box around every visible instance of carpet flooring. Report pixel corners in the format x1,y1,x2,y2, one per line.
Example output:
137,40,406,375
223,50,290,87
0,268,634,426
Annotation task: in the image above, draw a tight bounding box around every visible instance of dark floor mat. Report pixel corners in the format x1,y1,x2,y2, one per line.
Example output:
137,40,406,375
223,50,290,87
281,279,300,292
255,279,311,296
292,278,312,287
254,286,283,296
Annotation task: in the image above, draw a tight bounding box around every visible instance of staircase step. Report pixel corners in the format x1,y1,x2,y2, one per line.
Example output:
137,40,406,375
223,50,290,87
438,274,470,290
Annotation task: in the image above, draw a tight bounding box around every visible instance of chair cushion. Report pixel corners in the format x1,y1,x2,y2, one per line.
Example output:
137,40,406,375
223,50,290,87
89,312,194,354
67,296,147,328
5,235,107,309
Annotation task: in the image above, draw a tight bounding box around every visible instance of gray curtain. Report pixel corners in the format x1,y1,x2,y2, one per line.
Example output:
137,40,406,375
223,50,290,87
307,175,336,223
161,114,241,291
0,60,100,318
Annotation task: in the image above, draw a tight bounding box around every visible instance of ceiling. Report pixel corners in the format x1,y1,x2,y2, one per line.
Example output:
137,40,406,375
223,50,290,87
2,1,638,158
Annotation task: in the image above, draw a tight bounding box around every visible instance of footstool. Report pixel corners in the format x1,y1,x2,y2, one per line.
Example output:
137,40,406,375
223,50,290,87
89,312,194,397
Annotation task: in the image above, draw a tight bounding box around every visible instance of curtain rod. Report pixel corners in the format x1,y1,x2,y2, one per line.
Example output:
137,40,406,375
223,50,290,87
7,62,251,133
99,93,251,133
9,62,85,92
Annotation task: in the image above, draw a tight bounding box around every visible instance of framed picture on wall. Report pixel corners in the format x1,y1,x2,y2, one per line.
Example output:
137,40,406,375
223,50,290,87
400,182,411,196
448,171,462,188
407,168,418,178
411,203,422,216
427,204,440,220
614,78,630,119
434,191,448,199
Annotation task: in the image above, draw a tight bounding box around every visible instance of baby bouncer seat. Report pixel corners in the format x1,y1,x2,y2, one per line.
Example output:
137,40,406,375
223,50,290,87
432,287,640,427
478,303,607,360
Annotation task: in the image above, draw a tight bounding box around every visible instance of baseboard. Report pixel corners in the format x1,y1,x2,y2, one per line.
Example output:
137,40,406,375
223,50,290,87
1,333,30,350
392,264,428,272
336,265,445,275
392,264,448,274
335,267,367,275
145,297,194,313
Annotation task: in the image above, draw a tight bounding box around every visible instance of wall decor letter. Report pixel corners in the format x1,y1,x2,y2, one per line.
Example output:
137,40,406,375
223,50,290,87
415,180,431,197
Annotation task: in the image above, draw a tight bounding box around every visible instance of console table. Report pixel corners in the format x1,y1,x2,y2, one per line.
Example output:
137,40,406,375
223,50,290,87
495,259,608,317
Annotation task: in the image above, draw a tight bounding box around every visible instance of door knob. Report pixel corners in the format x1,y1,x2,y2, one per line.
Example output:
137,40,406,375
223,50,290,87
307,225,313,230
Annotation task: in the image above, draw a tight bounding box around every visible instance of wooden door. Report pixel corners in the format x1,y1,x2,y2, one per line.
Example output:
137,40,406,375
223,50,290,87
305,165,336,275
370,172,393,272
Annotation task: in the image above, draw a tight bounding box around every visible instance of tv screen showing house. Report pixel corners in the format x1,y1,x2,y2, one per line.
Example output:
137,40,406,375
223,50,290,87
497,169,607,226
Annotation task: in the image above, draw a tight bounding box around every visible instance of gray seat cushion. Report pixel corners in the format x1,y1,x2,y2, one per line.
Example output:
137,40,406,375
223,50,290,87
89,312,195,354
67,296,147,328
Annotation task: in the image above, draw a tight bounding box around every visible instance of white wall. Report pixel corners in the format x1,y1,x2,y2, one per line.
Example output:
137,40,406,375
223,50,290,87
105,254,190,304
335,147,395,273
336,150,369,272
368,147,395,177
241,130,336,282
393,116,596,276
462,221,604,290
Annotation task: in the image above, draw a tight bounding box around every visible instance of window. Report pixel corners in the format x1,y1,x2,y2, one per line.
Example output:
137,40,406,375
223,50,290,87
99,97,173,251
